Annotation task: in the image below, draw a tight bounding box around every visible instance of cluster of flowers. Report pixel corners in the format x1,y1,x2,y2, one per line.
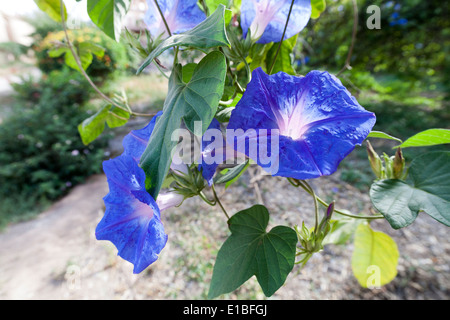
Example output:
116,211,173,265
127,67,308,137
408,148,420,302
96,0,376,273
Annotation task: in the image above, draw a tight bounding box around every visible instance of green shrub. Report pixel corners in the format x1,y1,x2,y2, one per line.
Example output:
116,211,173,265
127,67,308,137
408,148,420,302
33,27,137,82
0,68,110,228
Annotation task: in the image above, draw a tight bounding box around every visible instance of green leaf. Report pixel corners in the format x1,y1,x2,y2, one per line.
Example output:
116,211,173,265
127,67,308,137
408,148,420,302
249,43,274,72
266,35,298,75
34,0,67,22
311,0,326,19
48,42,105,71
397,128,450,148
351,223,399,288
370,151,450,229
78,105,130,144
181,63,197,83
137,5,230,74
87,0,131,42
204,0,230,14
322,213,361,246
213,159,250,187
208,205,297,299
140,51,227,199
367,130,403,144
78,105,110,145
106,107,130,128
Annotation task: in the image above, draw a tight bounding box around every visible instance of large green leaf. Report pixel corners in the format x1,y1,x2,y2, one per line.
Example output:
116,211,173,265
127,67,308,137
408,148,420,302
397,128,450,148
137,5,230,74
208,205,297,299
351,223,399,288
34,0,67,22
140,51,227,199
370,151,450,229
87,0,131,42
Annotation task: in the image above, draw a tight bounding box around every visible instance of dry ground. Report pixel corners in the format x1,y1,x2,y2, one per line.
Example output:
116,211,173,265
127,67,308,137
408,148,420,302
0,167,448,300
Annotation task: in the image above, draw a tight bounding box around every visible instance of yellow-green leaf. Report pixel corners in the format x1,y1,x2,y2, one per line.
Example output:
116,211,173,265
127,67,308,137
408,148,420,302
351,223,399,288
34,0,67,22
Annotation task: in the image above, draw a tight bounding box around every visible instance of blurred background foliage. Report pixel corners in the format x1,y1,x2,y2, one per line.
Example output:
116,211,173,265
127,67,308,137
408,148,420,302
293,0,449,189
297,0,449,138
0,0,448,227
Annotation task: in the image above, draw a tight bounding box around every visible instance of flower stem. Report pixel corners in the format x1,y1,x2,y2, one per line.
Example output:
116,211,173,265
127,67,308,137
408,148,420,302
299,181,320,232
288,178,384,220
212,185,230,220
153,0,172,37
336,0,358,77
199,191,216,206
268,0,295,75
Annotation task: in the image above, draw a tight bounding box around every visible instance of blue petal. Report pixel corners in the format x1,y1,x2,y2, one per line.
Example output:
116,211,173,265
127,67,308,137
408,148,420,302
198,118,222,185
96,155,167,273
227,68,376,179
241,0,311,44
122,111,162,162
145,0,206,38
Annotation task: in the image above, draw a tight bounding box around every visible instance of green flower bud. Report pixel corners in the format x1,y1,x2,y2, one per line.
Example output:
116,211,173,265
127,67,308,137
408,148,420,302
366,141,383,179
393,147,406,179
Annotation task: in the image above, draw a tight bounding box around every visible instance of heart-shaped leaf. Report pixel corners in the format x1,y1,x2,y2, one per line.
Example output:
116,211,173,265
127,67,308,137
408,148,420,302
370,151,450,229
140,51,227,199
351,223,399,288
208,205,297,299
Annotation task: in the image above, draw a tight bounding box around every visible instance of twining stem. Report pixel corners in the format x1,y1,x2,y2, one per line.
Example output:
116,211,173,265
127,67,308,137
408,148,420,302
152,0,179,66
153,0,172,37
336,0,358,77
212,185,230,220
59,0,155,118
268,0,295,75
287,178,384,220
199,191,216,206
299,180,320,232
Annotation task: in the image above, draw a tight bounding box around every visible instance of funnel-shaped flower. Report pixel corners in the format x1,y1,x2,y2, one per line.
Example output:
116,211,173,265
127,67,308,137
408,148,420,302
227,68,376,179
96,111,184,273
241,0,311,44
96,155,168,274
145,0,206,39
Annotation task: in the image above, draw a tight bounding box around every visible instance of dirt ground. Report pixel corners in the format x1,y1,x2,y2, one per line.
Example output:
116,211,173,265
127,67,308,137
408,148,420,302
0,166,448,300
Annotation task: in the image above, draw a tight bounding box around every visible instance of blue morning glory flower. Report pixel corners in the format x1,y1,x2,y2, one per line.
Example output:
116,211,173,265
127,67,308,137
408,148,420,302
96,154,168,274
122,111,162,162
227,68,376,180
241,0,312,44
199,118,248,185
145,0,206,39
96,111,184,273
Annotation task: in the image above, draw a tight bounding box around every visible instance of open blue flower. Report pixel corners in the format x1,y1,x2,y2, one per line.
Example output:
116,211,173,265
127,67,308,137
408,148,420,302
97,155,168,274
96,111,184,273
227,68,376,180
145,0,206,39
241,0,312,44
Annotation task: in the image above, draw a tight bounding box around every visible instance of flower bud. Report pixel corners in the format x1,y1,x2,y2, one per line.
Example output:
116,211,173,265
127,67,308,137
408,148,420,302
366,141,383,179
392,147,406,179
